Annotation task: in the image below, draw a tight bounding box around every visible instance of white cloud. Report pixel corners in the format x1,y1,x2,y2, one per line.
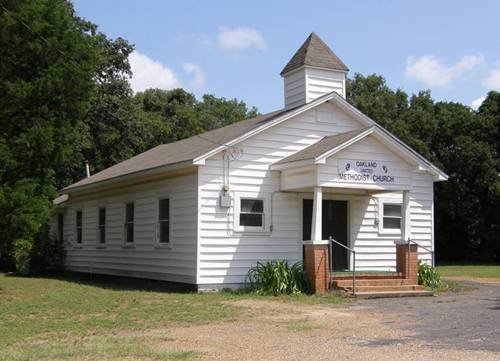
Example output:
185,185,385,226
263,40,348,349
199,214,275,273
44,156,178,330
217,27,266,51
405,54,485,87
471,96,486,110
129,51,180,92
483,68,500,90
182,63,205,91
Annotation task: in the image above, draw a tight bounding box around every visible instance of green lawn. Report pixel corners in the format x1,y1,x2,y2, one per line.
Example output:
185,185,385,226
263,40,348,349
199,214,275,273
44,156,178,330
0,272,344,360
436,265,500,279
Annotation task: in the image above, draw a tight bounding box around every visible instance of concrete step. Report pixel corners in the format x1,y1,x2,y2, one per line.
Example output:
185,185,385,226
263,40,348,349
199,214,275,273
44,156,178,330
353,290,434,299
341,284,424,293
332,278,415,288
330,272,403,280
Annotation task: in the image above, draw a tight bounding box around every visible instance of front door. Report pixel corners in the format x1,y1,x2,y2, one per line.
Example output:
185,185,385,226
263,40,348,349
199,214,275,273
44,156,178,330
303,199,349,271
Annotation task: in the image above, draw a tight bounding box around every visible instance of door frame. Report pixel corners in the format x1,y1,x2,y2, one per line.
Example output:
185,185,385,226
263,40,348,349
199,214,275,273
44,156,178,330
299,192,352,270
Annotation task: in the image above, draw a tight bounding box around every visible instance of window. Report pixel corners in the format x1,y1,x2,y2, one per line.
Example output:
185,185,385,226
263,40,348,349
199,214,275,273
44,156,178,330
234,193,270,232
76,210,82,244
98,207,106,244
57,213,64,243
240,199,264,227
124,202,134,243
382,204,402,230
158,199,170,243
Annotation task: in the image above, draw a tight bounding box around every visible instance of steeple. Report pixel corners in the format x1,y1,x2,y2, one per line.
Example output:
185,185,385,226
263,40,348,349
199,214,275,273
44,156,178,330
281,33,348,109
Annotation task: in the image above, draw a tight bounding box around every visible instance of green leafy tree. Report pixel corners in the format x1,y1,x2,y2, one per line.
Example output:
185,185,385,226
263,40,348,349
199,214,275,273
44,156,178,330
0,0,102,258
347,74,499,262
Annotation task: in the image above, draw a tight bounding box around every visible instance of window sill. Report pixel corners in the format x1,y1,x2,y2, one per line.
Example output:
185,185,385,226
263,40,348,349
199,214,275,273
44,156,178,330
95,245,107,249
121,244,136,249
72,245,83,249
378,229,402,236
233,229,271,236
154,243,173,250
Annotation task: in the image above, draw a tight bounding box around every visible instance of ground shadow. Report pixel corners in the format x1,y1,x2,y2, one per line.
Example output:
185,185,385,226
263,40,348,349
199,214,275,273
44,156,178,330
4,271,196,293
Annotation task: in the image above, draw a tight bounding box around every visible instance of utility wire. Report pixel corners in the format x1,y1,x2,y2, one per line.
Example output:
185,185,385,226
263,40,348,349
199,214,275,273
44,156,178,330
0,3,85,73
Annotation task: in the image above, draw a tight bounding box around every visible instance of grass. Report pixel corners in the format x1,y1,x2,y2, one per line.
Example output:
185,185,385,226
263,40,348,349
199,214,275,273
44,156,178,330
436,265,500,280
0,272,346,360
433,279,476,293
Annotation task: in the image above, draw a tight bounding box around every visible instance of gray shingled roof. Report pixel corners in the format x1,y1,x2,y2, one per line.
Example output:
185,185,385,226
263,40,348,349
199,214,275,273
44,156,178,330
274,127,371,165
280,32,349,76
63,109,289,191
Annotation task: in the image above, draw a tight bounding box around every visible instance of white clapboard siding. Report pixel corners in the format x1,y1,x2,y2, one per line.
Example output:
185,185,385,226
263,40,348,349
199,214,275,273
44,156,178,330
54,99,437,287
198,102,365,285
62,173,198,283
305,67,345,101
198,101,436,284
284,68,307,109
284,67,346,109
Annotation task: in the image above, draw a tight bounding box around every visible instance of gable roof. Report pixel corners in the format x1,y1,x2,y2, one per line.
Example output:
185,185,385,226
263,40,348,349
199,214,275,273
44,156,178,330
280,32,349,76
273,127,372,166
63,109,288,192
62,90,447,194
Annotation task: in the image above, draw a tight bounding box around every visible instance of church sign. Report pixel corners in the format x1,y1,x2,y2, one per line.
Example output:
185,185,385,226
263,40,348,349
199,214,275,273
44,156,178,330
337,159,395,184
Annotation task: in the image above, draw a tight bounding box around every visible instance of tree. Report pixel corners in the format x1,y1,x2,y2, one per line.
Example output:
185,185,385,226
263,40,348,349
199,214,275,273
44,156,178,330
347,74,499,263
196,94,258,131
0,0,104,257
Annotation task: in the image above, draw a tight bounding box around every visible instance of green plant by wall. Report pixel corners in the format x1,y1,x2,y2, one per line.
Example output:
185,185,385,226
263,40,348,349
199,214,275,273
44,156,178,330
10,227,66,276
418,261,441,288
12,239,33,275
30,230,66,274
246,260,309,295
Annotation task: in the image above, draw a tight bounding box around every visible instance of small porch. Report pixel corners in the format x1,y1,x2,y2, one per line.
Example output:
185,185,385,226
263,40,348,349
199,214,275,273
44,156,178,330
298,186,431,296
270,127,440,297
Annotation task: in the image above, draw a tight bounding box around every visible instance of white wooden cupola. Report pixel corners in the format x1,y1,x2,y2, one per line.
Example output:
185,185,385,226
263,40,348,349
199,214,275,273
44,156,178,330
281,32,349,109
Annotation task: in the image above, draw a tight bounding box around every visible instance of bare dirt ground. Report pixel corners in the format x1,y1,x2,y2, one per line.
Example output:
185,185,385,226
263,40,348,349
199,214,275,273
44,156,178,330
143,281,500,360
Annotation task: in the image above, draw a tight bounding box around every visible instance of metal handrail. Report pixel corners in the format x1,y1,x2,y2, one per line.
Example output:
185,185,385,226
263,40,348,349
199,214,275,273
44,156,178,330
407,238,436,292
329,236,356,296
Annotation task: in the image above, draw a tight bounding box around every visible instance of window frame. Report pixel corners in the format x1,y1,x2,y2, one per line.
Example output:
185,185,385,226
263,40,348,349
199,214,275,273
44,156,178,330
378,198,402,235
234,193,270,233
98,206,106,245
156,197,172,248
75,209,83,245
123,202,135,244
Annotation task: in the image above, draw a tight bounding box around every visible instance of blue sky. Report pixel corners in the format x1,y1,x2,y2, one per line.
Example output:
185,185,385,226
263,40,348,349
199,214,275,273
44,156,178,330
74,0,500,113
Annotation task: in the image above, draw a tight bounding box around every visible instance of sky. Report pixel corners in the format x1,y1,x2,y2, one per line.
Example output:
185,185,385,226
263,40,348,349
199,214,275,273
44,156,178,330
73,0,500,113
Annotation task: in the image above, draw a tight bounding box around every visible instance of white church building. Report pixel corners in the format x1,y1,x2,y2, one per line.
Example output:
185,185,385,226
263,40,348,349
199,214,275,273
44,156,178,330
54,33,447,295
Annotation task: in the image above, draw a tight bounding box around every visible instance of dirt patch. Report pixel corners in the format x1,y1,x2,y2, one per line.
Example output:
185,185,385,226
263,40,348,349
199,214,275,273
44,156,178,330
145,298,499,361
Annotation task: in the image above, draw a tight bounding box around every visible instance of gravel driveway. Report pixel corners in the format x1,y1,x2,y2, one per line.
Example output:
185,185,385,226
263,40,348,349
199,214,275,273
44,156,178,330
156,280,500,360
350,280,500,352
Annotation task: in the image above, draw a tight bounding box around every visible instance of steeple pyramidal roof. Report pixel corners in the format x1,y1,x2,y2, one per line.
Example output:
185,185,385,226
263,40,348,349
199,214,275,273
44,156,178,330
280,32,349,75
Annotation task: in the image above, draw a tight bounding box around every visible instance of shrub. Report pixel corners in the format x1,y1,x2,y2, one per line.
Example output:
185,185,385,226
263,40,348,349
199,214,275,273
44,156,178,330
10,227,66,276
30,227,66,274
12,239,33,275
418,261,441,288
246,260,309,295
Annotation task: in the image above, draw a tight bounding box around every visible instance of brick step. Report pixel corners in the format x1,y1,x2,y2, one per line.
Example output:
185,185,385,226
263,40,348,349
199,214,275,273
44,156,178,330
353,290,434,299
341,284,424,293
331,278,415,288
330,272,403,280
